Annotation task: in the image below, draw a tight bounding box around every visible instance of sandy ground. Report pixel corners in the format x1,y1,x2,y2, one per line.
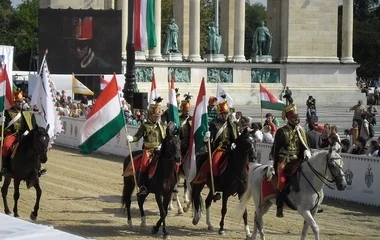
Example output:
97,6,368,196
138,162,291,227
1,146,380,240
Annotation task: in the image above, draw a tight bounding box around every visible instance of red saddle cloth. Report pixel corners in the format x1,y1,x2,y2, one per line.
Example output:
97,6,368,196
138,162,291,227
192,151,228,184
260,175,277,207
123,154,180,179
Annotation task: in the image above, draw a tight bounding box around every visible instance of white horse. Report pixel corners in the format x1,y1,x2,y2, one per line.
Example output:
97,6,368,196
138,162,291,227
168,176,191,214
237,143,347,240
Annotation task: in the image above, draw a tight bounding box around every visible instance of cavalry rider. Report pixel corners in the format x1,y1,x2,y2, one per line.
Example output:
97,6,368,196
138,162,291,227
270,103,311,218
126,98,167,195
1,91,47,177
204,96,238,201
179,93,193,157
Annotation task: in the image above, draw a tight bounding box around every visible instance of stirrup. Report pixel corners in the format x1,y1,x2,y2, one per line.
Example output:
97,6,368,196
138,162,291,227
138,186,148,195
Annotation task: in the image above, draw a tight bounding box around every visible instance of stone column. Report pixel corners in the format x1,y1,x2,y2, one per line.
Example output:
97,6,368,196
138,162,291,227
148,0,164,61
188,0,203,62
220,0,235,60
341,0,355,63
173,0,190,57
118,0,128,60
232,0,246,62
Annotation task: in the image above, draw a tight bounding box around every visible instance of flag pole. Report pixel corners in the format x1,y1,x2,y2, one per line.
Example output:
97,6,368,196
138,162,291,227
117,73,138,194
207,139,216,196
0,66,7,180
38,49,48,75
260,81,264,127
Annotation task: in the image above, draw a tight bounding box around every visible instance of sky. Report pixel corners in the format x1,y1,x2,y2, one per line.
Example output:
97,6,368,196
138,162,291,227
10,0,269,8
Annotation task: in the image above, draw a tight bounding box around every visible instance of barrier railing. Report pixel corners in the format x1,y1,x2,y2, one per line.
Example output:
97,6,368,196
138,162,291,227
54,117,380,206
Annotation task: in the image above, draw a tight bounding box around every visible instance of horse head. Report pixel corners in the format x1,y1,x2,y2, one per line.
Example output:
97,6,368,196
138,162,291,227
326,142,347,191
230,127,257,163
30,123,50,164
161,121,181,164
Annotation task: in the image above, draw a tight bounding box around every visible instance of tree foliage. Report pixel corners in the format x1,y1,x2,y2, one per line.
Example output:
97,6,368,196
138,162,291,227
245,2,267,58
0,0,39,71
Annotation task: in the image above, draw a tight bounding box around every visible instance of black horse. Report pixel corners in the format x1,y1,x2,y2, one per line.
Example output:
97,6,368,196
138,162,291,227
191,127,256,238
122,122,181,239
1,124,50,221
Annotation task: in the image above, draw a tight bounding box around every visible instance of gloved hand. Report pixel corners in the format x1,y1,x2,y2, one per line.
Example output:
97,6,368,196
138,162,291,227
203,131,211,142
156,144,162,151
126,135,133,142
0,116,6,123
230,143,236,150
304,149,311,160
266,160,275,180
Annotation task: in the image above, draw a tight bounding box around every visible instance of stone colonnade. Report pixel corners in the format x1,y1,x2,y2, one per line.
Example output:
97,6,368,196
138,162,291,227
118,0,354,63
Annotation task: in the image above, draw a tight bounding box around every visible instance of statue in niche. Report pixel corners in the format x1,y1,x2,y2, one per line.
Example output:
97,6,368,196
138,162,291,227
163,19,180,54
252,21,272,56
207,21,221,54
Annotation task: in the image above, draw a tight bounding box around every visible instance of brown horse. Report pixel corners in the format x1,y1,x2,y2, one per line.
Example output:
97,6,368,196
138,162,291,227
1,124,50,221
191,127,257,238
122,122,181,239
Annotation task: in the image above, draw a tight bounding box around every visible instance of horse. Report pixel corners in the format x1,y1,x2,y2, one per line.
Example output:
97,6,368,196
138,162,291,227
1,124,50,221
121,122,181,239
191,127,257,238
168,167,191,214
237,143,347,240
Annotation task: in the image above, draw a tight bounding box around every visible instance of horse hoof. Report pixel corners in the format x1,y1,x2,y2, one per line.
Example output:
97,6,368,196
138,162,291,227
163,234,171,239
184,199,189,204
207,225,214,231
192,218,199,226
151,226,159,234
218,230,225,235
245,233,252,240
183,206,188,213
30,213,37,221
168,205,174,211
5,210,11,216
140,222,147,228
127,220,133,228
14,213,20,218
178,208,183,215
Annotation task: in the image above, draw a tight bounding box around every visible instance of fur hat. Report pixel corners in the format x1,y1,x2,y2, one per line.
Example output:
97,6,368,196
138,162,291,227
282,104,298,120
180,92,193,111
217,94,229,114
208,96,217,106
13,89,24,102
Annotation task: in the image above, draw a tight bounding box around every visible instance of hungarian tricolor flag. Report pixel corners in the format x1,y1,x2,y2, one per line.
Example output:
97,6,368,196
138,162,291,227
79,74,125,154
168,77,180,128
260,84,285,111
134,0,156,51
0,65,13,112
100,75,121,91
149,73,157,105
184,78,208,183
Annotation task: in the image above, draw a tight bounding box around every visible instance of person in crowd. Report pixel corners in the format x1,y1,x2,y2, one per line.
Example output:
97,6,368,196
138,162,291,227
347,100,366,127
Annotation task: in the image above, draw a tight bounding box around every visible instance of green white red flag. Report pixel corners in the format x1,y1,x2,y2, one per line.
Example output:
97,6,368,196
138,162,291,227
79,74,125,154
134,0,156,51
184,78,208,182
260,83,285,111
0,65,14,112
168,76,180,128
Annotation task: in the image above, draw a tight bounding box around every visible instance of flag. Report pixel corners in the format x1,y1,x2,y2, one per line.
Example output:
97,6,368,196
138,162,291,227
100,75,122,91
30,57,63,147
168,77,180,128
149,73,157,105
0,65,13,111
79,74,125,154
184,78,208,183
260,83,285,111
72,74,94,95
134,0,156,51
216,83,233,107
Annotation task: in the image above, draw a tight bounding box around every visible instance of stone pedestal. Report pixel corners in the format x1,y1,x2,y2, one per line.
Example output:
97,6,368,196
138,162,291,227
135,51,146,61
202,54,226,63
252,55,273,63
162,53,184,62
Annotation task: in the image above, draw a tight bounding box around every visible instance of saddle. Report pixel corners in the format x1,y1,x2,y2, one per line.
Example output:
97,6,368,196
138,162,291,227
192,152,229,184
260,163,301,209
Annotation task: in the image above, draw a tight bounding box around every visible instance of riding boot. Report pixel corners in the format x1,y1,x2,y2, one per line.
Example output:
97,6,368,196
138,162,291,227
213,176,221,202
137,172,148,195
1,156,11,177
276,190,285,218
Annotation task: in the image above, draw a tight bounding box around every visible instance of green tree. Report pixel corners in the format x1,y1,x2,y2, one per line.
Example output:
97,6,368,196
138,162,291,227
244,2,267,58
200,0,214,56
0,0,14,46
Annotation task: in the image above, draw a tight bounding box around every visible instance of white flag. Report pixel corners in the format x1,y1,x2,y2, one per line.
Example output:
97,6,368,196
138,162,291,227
216,83,233,107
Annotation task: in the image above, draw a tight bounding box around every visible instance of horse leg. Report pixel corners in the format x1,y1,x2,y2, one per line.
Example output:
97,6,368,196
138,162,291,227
205,189,214,231
253,201,272,240
30,179,42,221
300,220,310,240
299,210,319,240
137,193,148,227
174,191,183,215
238,192,251,239
13,179,21,218
183,180,191,213
191,184,203,226
218,193,229,235
162,193,171,239
1,177,12,215
122,177,134,227
183,179,189,203
152,194,164,235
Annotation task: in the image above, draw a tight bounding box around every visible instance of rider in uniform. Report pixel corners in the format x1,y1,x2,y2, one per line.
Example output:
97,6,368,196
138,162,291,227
1,91,47,177
179,93,193,157
126,98,167,195
204,96,238,201
270,104,311,218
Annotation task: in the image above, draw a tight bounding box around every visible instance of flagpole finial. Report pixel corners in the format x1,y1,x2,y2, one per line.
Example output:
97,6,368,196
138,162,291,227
45,49,48,55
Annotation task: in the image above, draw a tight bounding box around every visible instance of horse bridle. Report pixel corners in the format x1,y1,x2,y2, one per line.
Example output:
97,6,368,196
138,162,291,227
32,130,49,161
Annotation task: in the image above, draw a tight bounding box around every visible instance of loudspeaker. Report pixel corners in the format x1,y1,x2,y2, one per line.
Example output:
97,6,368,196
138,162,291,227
133,92,148,109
